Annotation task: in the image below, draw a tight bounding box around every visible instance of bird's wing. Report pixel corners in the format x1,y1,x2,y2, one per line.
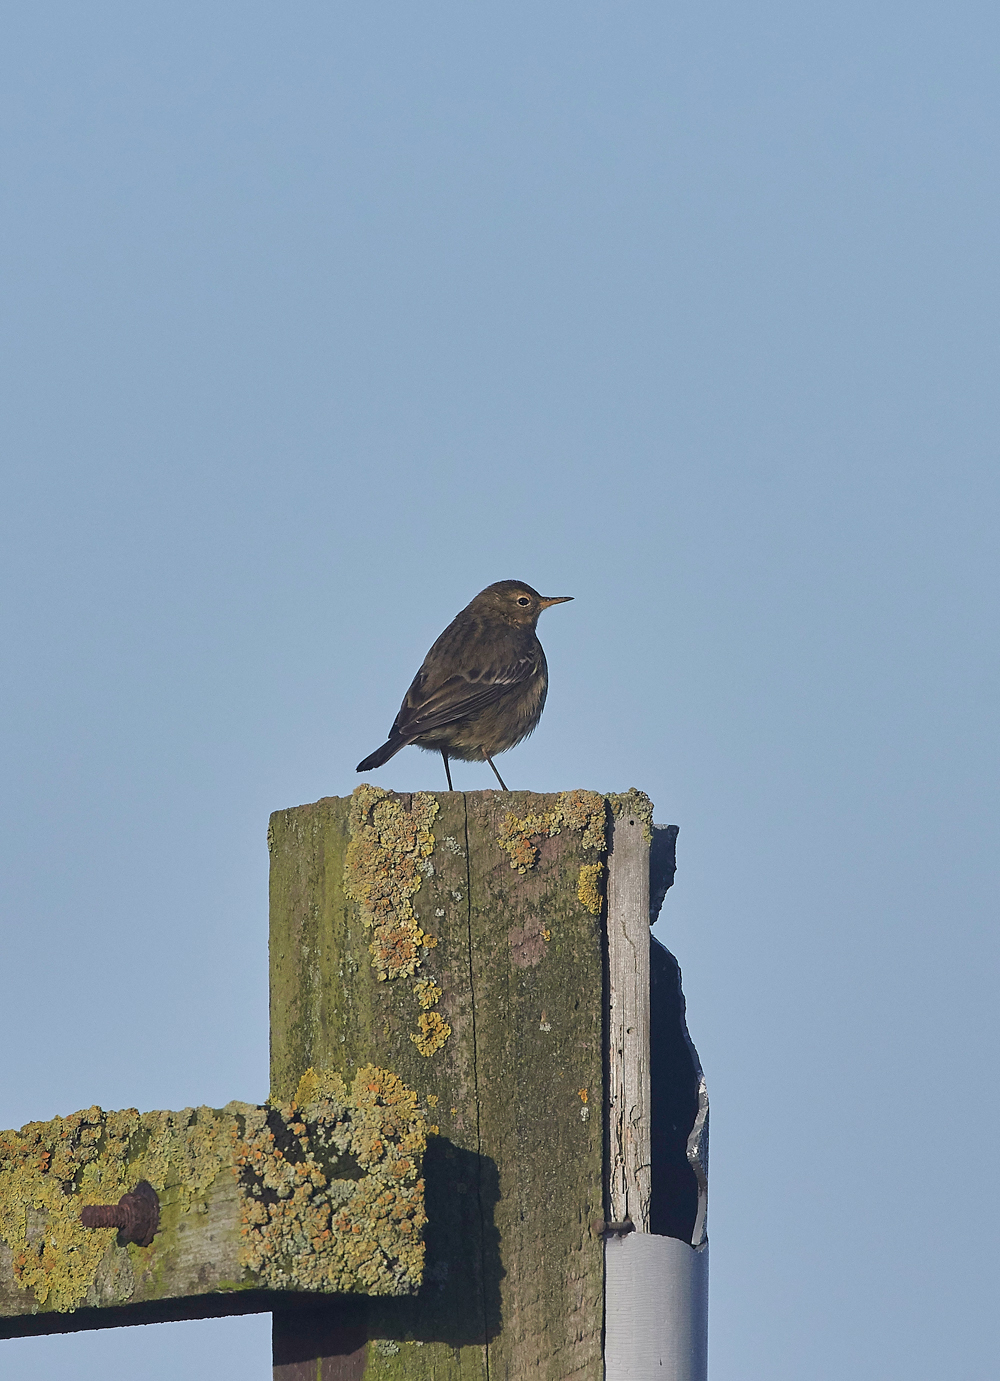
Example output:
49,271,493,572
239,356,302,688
392,653,540,740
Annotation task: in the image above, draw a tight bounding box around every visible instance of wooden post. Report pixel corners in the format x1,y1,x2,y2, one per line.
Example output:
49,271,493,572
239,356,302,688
0,786,707,1377
268,787,610,1380
605,814,710,1381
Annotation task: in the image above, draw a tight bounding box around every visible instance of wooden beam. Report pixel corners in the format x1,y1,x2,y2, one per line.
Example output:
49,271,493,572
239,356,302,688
0,1068,428,1334
1,784,707,1376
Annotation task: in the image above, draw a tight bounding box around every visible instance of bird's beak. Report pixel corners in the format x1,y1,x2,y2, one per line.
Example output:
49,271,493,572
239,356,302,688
539,596,573,608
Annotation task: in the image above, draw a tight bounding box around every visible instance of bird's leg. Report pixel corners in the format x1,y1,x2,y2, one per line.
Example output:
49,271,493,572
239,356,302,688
441,750,454,791
482,749,509,791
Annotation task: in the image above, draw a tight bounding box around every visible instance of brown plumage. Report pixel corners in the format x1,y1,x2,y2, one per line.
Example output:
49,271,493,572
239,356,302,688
355,580,572,790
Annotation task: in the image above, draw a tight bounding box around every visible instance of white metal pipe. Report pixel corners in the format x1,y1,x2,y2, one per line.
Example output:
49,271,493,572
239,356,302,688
604,1233,708,1381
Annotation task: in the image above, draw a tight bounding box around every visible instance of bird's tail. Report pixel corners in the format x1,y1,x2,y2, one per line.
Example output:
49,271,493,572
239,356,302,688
356,736,407,773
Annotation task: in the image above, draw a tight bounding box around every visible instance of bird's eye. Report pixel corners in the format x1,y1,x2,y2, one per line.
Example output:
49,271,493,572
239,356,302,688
516,596,530,606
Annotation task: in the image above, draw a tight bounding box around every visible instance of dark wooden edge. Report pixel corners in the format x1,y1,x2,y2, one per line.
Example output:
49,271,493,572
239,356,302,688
0,1290,369,1340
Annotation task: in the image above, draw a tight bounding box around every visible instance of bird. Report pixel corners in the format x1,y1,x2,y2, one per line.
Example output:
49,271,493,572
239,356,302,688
356,580,572,791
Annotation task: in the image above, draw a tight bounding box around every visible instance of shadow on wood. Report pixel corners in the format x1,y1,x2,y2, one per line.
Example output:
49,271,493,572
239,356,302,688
273,1137,502,1375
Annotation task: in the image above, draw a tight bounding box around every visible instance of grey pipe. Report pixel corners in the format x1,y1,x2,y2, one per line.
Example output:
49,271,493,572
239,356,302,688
605,1234,709,1380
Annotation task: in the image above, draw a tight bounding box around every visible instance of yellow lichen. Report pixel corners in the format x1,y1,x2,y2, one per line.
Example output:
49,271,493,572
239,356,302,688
409,978,449,1050
344,785,440,980
557,789,608,850
409,1012,452,1057
0,1102,250,1313
496,811,550,873
0,1065,429,1313
496,790,606,874
413,979,442,1011
577,861,605,915
234,1065,427,1296
0,1107,119,1312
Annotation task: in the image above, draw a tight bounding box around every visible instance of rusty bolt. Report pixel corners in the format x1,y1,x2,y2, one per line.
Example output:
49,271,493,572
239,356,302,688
81,1180,159,1247
591,1218,635,1240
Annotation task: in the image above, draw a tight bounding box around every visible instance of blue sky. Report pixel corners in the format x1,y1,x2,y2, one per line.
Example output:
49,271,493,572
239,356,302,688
2,4,998,1376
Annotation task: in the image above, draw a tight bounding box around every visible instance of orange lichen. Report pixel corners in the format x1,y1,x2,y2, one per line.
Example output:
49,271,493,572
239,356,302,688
557,790,608,850
0,1067,428,1314
234,1066,427,1296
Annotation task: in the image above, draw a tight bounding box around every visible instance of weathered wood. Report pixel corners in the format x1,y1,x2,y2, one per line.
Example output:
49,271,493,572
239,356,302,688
268,787,609,1381
606,823,711,1381
268,787,491,1380
606,799,652,1231
0,1069,428,1335
0,782,707,1378
465,791,606,1381
0,1103,250,1332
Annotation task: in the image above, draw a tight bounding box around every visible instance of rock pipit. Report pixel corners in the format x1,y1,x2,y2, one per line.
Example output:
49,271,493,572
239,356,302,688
356,580,572,790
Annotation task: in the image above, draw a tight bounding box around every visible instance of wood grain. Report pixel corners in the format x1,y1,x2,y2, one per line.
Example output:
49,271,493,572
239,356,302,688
606,809,652,1230
268,789,606,1381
